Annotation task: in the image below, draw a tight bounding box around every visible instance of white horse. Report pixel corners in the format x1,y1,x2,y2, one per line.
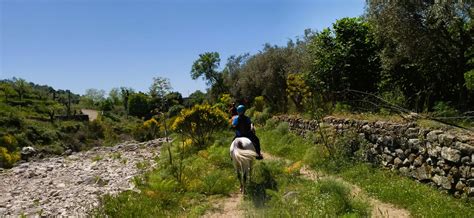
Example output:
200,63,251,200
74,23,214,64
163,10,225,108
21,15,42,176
230,137,257,193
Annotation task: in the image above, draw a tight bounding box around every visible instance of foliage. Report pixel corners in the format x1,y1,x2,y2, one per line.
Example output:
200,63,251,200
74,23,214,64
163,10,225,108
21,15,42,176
128,92,150,118
432,101,459,117
0,147,21,168
134,118,161,142
168,105,184,117
149,77,172,99
253,96,265,112
12,77,31,101
286,74,312,112
83,88,106,106
368,1,473,111
306,17,380,104
172,104,228,147
191,52,226,99
184,90,206,107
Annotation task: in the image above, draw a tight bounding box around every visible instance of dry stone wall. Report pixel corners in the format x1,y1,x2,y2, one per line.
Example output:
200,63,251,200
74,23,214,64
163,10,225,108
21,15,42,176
273,115,474,197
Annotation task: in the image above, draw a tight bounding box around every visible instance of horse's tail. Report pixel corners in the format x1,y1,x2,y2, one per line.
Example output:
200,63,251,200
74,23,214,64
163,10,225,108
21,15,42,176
233,141,257,171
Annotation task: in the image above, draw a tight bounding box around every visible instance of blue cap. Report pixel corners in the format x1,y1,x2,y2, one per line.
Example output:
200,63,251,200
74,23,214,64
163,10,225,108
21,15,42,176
237,105,245,113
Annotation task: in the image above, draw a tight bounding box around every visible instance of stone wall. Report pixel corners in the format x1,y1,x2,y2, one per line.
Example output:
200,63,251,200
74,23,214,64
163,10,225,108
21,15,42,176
273,115,474,197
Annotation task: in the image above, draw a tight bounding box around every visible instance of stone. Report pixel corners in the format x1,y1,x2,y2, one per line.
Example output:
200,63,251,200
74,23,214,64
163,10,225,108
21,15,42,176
458,166,469,178
0,137,163,216
408,153,417,163
441,147,461,163
399,167,410,176
395,149,405,159
427,130,443,142
431,175,452,190
455,142,474,155
414,155,424,167
394,157,403,167
461,156,470,165
455,181,466,191
438,134,455,146
414,164,432,181
408,139,421,149
427,145,441,157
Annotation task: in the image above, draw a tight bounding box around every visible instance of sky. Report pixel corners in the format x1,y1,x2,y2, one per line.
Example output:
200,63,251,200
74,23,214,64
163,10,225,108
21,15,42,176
0,0,366,97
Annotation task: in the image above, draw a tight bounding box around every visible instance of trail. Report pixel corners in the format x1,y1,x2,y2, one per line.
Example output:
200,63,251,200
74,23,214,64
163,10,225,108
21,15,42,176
204,152,410,218
81,109,99,121
203,193,244,218
265,152,410,218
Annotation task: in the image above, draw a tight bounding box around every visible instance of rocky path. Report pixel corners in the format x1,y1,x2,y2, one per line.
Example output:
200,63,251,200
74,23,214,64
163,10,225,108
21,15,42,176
81,109,99,121
0,139,164,216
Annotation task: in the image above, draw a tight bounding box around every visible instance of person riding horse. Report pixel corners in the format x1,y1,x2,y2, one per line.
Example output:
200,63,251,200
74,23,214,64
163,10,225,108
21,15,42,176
231,105,264,160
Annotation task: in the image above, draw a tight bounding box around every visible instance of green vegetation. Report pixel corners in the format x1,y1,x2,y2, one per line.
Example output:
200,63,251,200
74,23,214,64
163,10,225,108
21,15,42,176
96,130,371,217
260,120,474,217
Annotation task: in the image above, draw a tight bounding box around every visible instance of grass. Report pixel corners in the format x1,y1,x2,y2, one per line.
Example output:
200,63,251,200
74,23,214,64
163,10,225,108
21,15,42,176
259,120,474,217
244,159,370,217
340,164,474,217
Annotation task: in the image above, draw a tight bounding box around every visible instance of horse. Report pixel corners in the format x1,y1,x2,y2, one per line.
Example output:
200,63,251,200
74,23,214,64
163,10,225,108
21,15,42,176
230,137,257,194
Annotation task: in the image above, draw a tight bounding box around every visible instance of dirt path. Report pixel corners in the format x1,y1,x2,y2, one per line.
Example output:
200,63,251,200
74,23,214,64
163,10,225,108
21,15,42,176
266,152,410,218
203,152,410,218
81,109,99,121
203,193,244,218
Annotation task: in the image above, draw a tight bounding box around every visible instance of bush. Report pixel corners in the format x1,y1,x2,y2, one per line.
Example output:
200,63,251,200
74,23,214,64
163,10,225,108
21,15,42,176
0,134,18,151
0,147,20,168
254,96,265,112
433,101,458,117
168,105,184,117
253,107,271,126
172,104,228,148
133,118,161,142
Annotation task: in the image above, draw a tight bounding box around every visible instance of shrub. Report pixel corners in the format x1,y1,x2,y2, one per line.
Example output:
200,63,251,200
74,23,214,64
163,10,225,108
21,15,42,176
168,105,184,117
0,147,20,168
433,101,458,117
0,134,18,151
88,119,106,139
172,104,228,148
254,96,265,112
133,118,161,142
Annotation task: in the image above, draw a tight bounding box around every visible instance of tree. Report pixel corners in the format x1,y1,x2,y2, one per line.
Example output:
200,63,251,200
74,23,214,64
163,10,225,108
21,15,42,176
191,52,226,99
164,92,183,107
84,88,106,105
12,78,30,101
184,90,206,107
128,92,150,118
149,77,172,99
108,88,122,106
120,87,134,113
287,74,312,112
306,18,381,105
0,83,16,101
367,1,473,111
231,44,289,112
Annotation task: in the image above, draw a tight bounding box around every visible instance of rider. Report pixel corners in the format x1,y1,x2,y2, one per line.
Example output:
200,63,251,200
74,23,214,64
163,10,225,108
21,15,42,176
232,105,264,160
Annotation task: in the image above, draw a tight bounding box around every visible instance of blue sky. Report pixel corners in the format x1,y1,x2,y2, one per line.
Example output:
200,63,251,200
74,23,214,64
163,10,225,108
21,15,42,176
1,0,365,97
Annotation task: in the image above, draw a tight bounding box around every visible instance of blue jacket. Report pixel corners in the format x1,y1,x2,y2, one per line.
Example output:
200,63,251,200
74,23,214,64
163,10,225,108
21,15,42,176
232,115,252,137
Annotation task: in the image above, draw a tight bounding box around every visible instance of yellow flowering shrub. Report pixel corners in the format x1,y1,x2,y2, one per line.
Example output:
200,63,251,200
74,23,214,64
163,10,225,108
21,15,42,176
172,104,228,148
0,146,21,168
